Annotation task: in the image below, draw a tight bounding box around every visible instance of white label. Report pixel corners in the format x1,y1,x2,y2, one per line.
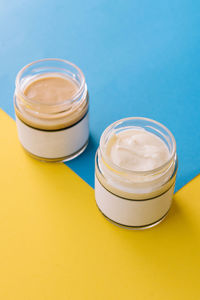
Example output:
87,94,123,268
95,175,174,227
16,114,89,159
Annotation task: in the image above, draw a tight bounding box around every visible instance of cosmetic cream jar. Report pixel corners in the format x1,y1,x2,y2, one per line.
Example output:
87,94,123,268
95,117,178,229
14,59,89,162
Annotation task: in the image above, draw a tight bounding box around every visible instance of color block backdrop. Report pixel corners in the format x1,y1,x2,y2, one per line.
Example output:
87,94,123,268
0,0,200,189
0,1,200,299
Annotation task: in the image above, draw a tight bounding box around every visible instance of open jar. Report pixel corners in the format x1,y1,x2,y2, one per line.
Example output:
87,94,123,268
14,59,89,162
95,117,178,229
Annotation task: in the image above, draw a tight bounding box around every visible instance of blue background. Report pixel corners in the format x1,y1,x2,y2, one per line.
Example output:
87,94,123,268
0,0,199,191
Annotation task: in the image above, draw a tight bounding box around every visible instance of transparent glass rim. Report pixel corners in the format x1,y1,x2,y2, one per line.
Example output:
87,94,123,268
99,117,177,176
15,58,86,108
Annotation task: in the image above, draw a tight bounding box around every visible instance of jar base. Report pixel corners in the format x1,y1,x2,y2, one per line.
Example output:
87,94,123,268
96,204,169,230
20,139,89,163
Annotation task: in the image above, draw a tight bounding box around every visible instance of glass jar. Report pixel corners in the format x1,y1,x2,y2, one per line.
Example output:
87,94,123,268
95,117,178,229
14,58,89,162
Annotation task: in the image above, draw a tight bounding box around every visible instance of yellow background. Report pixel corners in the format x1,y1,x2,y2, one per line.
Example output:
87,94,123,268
0,109,199,299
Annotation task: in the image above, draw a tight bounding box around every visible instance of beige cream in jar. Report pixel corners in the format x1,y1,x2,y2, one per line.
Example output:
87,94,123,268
14,59,89,161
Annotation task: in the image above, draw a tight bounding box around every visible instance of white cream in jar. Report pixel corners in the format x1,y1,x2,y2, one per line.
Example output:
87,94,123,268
14,59,89,162
95,117,178,229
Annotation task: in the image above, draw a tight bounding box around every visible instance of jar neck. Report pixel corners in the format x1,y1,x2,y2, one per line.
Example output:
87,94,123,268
14,59,88,130
14,86,88,130
14,63,89,130
15,71,87,110
96,148,177,199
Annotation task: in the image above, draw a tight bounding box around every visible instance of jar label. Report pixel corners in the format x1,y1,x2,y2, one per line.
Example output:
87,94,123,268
16,113,89,159
95,175,175,227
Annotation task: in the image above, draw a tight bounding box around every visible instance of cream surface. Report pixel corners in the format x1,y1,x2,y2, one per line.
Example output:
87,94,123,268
24,76,78,104
106,129,170,172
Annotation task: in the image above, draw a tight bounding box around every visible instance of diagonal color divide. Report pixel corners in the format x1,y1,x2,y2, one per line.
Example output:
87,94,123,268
0,109,200,300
